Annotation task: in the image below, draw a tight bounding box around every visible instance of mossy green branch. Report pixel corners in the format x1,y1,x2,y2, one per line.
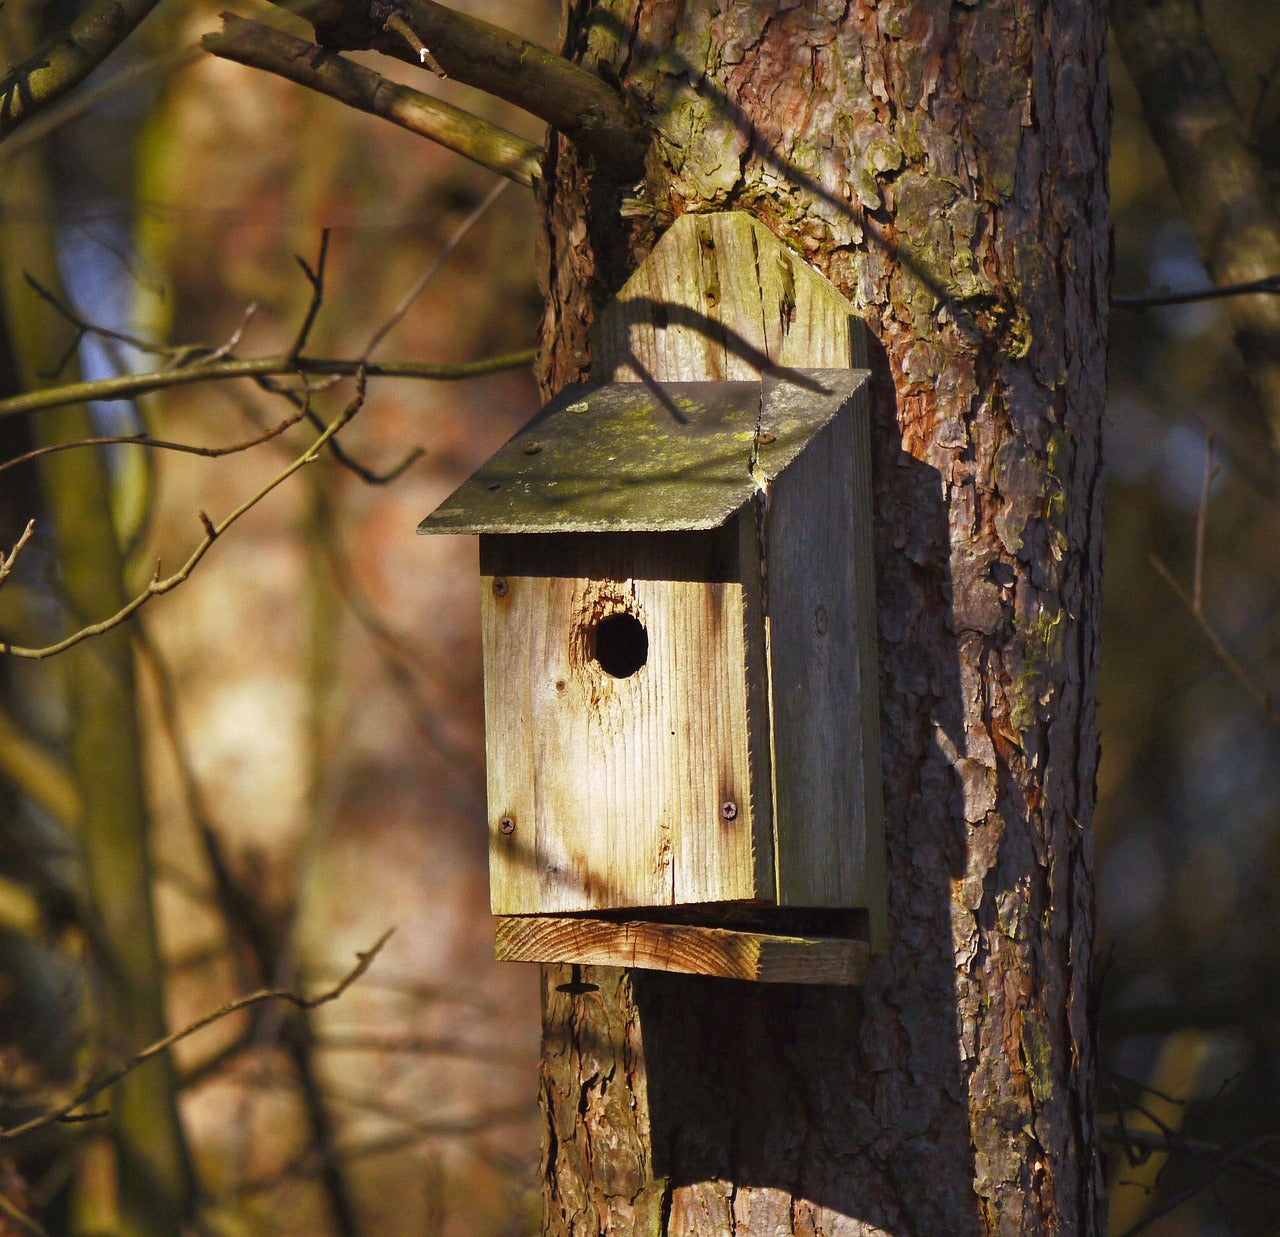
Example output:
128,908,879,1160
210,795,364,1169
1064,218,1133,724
0,0,163,140
204,17,544,187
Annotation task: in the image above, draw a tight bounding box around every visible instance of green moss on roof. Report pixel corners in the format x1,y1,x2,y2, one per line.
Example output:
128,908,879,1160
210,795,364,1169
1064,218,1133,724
419,369,869,535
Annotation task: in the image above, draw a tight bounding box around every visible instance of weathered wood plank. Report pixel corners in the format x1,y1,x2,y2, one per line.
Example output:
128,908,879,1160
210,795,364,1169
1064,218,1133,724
495,915,870,985
593,212,862,379
764,375,888,947
482,562,764,913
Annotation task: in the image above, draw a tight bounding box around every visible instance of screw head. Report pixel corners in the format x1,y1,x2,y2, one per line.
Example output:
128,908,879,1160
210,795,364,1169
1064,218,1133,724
492,577,509,598
499,816,515,835
720,800,738,822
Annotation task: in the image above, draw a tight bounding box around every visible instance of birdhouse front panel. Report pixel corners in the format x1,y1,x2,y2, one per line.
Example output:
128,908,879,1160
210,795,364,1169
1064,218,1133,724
479,529,772,915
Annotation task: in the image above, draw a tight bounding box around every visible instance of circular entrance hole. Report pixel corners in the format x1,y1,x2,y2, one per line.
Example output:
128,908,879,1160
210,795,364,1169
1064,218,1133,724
592,612,648,679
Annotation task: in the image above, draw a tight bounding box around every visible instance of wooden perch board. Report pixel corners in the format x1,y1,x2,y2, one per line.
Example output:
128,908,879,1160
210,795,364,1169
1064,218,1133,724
495,915,870,985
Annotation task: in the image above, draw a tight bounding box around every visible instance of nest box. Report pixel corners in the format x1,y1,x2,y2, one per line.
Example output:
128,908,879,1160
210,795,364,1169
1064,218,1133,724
422,369,885,984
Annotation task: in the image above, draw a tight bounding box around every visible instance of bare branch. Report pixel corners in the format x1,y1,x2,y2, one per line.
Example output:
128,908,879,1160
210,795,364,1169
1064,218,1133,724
264,0,646,176
0,1191,50,1237
0,0,163,141
0,929,394,1143
203,17,543,188
0,348,534,421
1111,273,1280,308
0,519,35,586
250,372,425,485
0,376,368,659
1151,555,1280,727
0,409,310,477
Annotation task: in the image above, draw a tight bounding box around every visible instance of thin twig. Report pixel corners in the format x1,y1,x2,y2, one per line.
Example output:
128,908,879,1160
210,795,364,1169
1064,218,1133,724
363,178,510,361
290,232,329,360
136,623,358,1232
252,372,425,485
0,930,394,1142
0,520,35,586
0,409,309,477
207,302,258,362
0,348,533,421
1111,274,1280,308
23,272,165,360
0,375,367,659
1193,431,1216,615
1151,555,1280,726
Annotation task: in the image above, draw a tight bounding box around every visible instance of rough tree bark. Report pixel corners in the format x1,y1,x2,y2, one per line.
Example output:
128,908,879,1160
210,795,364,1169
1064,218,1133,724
535,2,1108,1232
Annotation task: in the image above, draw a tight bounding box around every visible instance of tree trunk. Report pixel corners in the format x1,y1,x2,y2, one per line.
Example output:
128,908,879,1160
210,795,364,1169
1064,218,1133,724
535,2,1109,1233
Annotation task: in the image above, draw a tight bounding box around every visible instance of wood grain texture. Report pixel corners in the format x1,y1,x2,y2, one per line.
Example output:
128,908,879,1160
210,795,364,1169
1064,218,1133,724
593,212,863,380
482,559,765,913
764,378,886,947
496,915,869,985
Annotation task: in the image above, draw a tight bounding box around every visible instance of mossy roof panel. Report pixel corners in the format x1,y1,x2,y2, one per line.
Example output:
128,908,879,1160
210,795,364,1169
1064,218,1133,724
419,369,869,534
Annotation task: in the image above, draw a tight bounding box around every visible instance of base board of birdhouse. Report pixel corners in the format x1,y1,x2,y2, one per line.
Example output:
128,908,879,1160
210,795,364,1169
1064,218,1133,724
494,914,870,985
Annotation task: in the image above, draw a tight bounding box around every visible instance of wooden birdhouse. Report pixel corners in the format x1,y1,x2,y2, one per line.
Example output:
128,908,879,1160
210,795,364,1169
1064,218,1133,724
420,213,885,984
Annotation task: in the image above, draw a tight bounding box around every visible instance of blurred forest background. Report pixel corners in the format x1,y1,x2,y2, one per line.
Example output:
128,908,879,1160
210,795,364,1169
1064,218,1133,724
0,1,1277,1234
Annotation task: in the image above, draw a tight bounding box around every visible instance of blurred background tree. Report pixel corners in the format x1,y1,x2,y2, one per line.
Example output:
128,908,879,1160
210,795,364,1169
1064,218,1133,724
0,1,1275,1235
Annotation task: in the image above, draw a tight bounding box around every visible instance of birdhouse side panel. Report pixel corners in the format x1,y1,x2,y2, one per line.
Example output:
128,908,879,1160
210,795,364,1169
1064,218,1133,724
765,392,885,922
482,570,766,914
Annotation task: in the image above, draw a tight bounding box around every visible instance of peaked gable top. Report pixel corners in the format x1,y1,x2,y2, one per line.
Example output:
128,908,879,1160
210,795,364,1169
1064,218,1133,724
419,368,869,535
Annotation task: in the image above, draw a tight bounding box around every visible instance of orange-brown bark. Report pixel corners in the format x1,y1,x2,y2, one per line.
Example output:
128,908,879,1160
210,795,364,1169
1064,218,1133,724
536,1,1109,1232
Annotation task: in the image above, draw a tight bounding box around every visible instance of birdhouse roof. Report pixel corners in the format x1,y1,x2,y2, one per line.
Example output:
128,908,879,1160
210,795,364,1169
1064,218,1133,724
419,368,869,535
